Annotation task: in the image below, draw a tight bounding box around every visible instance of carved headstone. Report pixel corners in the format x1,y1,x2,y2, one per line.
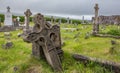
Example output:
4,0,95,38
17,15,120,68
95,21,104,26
58,19,61,25
82,16,85,24
17,16,20,26
51,16,54,23
23,13,63,72
13,18,19,27
4,6,13,26
0,17,1,27
93,4,99,35
67,17,70,24
24,9,32,29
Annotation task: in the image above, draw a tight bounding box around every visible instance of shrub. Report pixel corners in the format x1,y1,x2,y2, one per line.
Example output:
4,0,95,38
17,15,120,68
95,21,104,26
107,29,120,36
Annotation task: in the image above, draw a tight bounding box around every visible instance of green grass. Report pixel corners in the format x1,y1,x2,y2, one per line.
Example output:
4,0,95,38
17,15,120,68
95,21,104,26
0,23,120,73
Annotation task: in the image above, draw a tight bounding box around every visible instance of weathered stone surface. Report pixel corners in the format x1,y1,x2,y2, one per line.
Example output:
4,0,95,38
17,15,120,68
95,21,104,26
24,9,32,29
98,15,120,25
23,13,63,72
2,41,13,49
73,54,120,73
0,26,16,32
92,3,99,35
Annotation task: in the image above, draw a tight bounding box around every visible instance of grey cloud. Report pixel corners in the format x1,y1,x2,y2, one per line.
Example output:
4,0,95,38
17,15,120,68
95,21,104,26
0,0,120,18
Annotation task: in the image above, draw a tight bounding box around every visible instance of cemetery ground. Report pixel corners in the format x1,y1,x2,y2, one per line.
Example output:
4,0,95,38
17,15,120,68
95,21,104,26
0,23,120,73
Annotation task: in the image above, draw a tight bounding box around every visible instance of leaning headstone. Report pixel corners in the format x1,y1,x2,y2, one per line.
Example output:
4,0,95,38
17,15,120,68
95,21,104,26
4,6,12,26
23,13,63,72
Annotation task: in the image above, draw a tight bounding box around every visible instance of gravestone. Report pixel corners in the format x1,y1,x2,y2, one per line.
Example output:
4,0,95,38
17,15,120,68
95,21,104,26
51,16,54,23
13,18,19,27
23,9,32,34
0,17,1,27
82,16,85,24
70,20,73,24
92,4,99,35
17,16,20,26
67,17,70,24
23,13,63,72
2,32,13,49
4,6,13,26
58,19,61,25
24,9,32,29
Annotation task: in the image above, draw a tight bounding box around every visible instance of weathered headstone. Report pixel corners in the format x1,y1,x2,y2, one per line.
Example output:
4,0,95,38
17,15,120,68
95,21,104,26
58,19,61,25
51,16,54,23
67,17,70,24
23,13,63,72
17,16,20,26
70,20,73,24
2,32,13,49
92,3,99,35
4,6,13,26
0,17,1,27
82,16,85,24
13,18,19,27
24,9,32,29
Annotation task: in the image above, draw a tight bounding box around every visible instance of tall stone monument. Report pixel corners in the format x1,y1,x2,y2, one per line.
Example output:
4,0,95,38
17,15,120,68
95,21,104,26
93,3,99,35
4,6,13,26
24,9,32,29
0,17,1,27
82,16,85,24
67,17,70,24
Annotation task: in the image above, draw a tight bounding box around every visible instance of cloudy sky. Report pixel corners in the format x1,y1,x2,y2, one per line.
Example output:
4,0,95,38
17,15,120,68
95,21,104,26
0,0,120,20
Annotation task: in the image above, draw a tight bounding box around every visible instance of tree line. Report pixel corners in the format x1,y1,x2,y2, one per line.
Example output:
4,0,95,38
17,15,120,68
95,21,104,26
0,14,88,24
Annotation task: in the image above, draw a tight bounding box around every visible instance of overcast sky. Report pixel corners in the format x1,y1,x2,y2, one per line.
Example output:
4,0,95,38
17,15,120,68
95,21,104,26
0,0,120,20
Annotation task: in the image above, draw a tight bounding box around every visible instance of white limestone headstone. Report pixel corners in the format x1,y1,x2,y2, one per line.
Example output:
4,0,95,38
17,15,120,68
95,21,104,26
4,6,12,26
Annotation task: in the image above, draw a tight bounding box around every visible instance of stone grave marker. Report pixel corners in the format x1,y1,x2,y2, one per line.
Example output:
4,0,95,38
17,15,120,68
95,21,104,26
67,17,70,24
13,18,19,27
17,16,20,26
58,19,61,25
2,32,13,49
0,17,1,27
23,9,32,34
92,3,99,35
24,9,32,29
23,13,63,72
4,6,13,26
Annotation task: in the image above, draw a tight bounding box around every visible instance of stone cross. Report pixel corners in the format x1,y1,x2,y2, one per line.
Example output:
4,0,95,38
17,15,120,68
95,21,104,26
67,17,70,24
24,9,32,29
7,6,10,12
51,16,53,22
0,17,1,27
93,3,99,34
82,16,84,24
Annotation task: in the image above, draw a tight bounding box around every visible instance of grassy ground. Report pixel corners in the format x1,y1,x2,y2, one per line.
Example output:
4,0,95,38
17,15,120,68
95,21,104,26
0,23,120,73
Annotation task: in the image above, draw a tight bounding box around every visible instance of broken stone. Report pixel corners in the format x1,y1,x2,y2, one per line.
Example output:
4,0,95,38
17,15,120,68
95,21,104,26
23,13,63,72
2,41,13,49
